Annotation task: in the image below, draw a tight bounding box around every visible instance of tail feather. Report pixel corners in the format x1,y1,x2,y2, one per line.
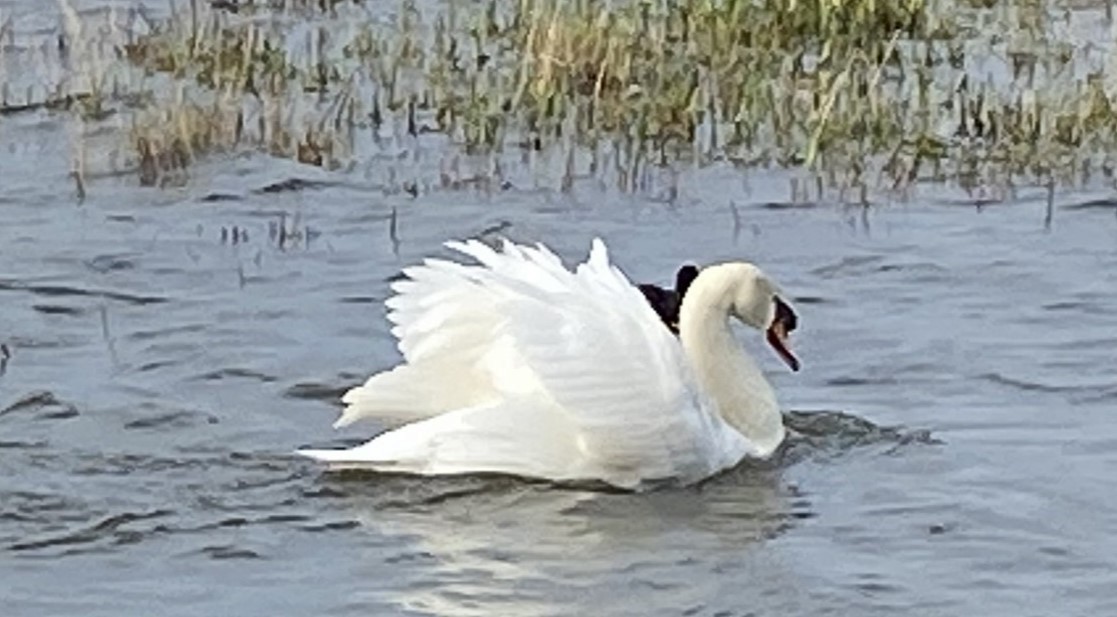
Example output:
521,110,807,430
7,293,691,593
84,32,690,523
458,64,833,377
296,448,388,467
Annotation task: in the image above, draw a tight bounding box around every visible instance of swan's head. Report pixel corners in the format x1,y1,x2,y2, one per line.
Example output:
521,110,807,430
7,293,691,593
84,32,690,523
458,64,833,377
725,264,801,372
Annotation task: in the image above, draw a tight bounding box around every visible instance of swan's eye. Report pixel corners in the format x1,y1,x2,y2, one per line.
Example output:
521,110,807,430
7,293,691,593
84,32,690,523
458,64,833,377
773,296,797,332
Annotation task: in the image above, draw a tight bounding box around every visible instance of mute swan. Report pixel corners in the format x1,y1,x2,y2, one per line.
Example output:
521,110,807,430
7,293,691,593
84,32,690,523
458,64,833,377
298,238,800,490
639,264,700,334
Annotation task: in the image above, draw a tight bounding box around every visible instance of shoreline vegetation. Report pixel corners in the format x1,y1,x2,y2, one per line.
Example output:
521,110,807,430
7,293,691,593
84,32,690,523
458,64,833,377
3,0,1117,203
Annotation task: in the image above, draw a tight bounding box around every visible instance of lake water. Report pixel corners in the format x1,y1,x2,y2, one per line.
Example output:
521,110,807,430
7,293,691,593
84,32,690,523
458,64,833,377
4,2,1117,616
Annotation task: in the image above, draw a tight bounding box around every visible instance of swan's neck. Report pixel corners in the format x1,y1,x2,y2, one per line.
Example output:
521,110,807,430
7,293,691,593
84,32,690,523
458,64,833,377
679,268,785,457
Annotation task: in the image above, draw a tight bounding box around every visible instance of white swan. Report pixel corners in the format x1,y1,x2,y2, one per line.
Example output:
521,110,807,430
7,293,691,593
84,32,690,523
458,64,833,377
298,238,800,490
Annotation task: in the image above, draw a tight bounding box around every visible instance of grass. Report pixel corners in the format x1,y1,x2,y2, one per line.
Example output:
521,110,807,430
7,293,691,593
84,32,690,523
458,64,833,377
4,0,1117,201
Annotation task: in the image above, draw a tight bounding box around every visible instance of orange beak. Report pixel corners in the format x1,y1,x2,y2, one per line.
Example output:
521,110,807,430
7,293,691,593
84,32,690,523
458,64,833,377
766,297,800,371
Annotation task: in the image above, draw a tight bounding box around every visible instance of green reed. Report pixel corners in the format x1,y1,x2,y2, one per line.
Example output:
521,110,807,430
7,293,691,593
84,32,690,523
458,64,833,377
6,0,1117,199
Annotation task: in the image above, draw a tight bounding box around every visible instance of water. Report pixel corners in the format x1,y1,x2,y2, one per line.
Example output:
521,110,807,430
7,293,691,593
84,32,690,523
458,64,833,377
5,3,1117,617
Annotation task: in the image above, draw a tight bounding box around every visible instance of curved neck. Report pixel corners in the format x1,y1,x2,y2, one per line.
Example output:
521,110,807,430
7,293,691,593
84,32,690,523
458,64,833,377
678,266,785,457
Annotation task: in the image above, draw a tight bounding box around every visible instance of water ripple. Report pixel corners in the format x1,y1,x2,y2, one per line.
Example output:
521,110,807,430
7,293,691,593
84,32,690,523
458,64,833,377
194,368,279,383
0,391,79,421
8,510,173,554
31,304,87,316
196,545,263,560
0,280,168,305
122,410,220,431
979,372,1117,397
283,377,359,404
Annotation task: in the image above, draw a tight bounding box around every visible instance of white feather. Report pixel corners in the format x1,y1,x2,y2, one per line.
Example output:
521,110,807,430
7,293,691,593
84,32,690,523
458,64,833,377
300,237,788,490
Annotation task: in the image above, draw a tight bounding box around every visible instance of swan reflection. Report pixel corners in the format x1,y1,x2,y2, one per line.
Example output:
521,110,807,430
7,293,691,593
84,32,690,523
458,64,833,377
322,464,808,617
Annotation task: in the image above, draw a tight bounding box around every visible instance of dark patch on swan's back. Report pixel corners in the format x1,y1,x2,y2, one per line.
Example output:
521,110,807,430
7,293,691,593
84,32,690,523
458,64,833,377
639,264,700,334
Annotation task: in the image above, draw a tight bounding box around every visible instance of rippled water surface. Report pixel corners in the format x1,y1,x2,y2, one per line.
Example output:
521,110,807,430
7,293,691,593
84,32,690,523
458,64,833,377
5,3,1117,617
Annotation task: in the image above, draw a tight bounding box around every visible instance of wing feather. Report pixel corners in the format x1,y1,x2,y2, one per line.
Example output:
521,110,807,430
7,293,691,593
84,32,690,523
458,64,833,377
499,240,729,479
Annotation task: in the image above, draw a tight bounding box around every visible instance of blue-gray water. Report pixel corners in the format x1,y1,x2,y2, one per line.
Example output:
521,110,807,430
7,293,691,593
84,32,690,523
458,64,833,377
4,3,1117,616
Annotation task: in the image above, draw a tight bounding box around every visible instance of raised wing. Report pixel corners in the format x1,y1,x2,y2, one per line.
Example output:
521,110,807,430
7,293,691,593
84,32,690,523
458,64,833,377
495,239,742,481
336,239,578,427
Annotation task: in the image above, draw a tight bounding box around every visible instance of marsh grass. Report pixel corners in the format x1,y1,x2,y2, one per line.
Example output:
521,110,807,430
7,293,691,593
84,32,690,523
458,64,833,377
7,0,1117,201
122,2,315,184
463,0,1117,199
0,1,163,192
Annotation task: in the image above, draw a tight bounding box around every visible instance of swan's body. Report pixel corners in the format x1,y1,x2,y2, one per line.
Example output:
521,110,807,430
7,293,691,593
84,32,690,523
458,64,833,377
298,238,799,490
